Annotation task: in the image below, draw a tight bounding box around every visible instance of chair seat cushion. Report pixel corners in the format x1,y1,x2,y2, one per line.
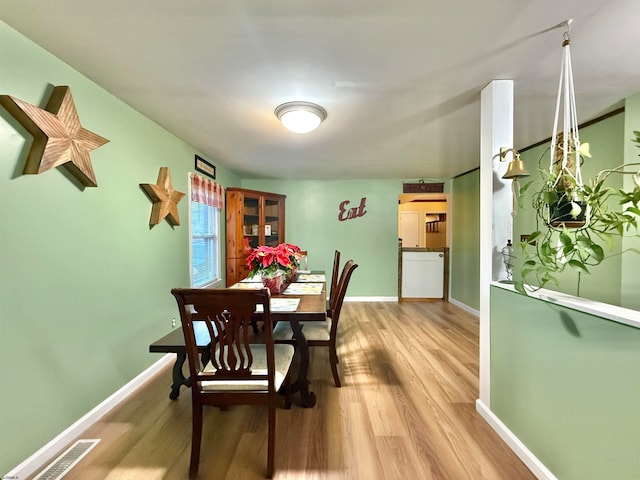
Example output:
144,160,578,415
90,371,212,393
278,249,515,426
272,319,331,342
199,344,294,391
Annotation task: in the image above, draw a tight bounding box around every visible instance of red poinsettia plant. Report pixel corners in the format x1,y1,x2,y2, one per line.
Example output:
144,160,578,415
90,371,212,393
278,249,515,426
246,243,302,278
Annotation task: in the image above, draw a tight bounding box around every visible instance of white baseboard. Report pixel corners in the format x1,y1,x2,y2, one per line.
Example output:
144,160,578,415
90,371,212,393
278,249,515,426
346,297,478,304
475,399,557,480
5,354,175,480
344,296,397,302
449,297,480,317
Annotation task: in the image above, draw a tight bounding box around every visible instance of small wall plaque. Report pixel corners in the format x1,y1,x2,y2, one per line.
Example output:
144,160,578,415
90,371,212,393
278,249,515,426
402,180,444,193
194,154,216,179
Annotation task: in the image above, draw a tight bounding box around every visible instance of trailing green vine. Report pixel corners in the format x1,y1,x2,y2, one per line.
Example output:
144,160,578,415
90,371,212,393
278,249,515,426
514,131,640,295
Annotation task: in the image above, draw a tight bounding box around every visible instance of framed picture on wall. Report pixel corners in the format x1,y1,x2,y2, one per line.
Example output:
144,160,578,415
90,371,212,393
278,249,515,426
194,154,216,179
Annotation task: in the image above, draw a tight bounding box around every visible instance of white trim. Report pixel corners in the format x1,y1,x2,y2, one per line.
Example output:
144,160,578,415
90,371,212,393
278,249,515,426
199,278,225,290
479,79,514,407
343,296,397,302
344,296,465,304
6,355,174,480
491,281,640,329
476,400,558,480
448,297,480,317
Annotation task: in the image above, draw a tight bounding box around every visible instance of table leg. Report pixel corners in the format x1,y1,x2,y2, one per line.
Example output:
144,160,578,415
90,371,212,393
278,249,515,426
288,320,317,408
169,352,190,400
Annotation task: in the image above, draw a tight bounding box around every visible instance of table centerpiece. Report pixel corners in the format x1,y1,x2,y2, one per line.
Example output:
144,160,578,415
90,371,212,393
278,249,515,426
245,243,303,294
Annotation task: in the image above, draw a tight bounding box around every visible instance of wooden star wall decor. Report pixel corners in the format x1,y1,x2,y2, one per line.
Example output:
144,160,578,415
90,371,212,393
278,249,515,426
140,167,185,226
0,85,109,187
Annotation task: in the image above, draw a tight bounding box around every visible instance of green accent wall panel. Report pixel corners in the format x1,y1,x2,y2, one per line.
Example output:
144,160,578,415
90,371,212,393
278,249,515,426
450,169,480,310
0,20,239,474
242,179,423,297
621,93,640,309
490,286,640,480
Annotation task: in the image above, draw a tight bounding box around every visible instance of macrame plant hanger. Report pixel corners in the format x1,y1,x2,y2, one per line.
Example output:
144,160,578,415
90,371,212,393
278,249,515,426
549,19,584,191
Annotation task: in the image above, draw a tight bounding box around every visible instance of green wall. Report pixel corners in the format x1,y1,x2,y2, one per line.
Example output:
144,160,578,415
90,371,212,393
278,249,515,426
0,21,240,474
11,9,638,479
450,169,480,310
621,93,640,309
488,94,640,480
241,179,410,297
490,286,640,480
514,113,625,305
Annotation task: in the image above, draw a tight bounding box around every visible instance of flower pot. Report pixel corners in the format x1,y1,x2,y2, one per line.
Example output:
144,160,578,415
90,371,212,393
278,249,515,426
548,199,587,228
262,271,285,295
288,267,297,282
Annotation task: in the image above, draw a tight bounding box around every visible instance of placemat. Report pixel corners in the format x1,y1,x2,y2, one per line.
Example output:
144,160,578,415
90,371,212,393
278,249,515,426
255,298,300,312
296,273,326,282
282,282,324,295
229,282,264,289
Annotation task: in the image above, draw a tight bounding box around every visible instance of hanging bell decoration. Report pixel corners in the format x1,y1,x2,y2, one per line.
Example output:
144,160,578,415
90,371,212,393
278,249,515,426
502,153,530,179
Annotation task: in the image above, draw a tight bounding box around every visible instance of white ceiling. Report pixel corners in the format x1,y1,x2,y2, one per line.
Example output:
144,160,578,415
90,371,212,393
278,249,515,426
1,0,639,180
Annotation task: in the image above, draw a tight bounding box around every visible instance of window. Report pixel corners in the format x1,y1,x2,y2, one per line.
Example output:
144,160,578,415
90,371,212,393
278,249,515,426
189,173,224,288
190,200,219,287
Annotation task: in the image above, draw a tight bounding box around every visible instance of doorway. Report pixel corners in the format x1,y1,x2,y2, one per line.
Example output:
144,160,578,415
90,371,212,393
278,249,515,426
398,193,450,249
397,193,450,300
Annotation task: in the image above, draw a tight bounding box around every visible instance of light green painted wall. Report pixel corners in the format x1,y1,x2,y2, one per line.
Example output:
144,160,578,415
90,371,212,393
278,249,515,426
490,286,640,480
514,113,625,305
450,169,480,310
241,179,416,297
621,93,640,309
0,21,240,474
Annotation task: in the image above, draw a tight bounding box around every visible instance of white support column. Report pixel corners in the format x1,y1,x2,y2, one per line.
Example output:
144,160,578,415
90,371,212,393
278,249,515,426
478,80,513,406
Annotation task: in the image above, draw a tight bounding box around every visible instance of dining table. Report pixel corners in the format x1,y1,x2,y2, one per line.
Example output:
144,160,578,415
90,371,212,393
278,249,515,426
149,271,327,408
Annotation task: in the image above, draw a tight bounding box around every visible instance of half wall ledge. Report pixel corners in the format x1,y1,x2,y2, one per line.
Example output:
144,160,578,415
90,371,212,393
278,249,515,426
491,281,640,329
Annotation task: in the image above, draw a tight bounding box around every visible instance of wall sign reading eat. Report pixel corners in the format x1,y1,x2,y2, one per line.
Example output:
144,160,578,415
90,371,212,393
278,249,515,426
338,197,367,221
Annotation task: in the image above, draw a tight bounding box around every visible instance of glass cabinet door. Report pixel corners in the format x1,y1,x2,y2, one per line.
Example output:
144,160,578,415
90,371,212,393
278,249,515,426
225,188,286,286
243,195,260,250
264,197,280,247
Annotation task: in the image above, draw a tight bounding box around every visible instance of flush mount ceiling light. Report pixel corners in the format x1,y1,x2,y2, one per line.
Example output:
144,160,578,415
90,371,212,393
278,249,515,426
275,101,327,134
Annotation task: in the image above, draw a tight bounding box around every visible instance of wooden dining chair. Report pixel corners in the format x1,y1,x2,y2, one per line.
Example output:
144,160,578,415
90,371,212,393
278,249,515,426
171,288,295,479
273,260,358,387
327,249,341,315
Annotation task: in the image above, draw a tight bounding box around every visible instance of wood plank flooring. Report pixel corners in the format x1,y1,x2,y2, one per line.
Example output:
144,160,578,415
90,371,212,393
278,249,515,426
31,301,536,480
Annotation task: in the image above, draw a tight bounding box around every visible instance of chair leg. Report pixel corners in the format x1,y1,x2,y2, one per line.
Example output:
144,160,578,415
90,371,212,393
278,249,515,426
189,403,203,479
329,345,341,387
267,403,275,478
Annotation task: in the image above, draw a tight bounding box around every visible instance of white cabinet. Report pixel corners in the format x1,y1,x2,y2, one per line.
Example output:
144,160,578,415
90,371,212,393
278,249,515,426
401,251,445,298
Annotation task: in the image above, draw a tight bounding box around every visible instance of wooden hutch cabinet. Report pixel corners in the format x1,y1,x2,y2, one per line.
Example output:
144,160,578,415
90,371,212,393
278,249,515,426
225,188,286,286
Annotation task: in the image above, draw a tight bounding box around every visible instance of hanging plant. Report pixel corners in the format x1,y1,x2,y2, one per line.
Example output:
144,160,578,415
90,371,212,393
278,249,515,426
515,131,640,295
546,133,591,227
544,23,589,229
513,21,640,295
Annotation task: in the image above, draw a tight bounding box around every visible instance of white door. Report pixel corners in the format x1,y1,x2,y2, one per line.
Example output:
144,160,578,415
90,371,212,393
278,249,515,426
399,212,421,247
402,251,444,298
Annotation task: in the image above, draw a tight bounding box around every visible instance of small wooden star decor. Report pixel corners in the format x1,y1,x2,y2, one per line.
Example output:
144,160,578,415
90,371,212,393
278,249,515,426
0,85,109,187
140,167,185,226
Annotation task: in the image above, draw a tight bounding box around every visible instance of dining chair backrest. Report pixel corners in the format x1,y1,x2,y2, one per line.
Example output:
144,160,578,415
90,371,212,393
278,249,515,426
171,287,292,479
330,260,358,334
329,250,341,313
171,288,277,393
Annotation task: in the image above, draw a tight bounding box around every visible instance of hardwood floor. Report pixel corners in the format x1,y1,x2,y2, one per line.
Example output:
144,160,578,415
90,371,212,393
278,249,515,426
34,301,536,480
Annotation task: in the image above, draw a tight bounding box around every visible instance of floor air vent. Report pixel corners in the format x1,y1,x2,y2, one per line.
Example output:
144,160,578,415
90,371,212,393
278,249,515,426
34,439,100,480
